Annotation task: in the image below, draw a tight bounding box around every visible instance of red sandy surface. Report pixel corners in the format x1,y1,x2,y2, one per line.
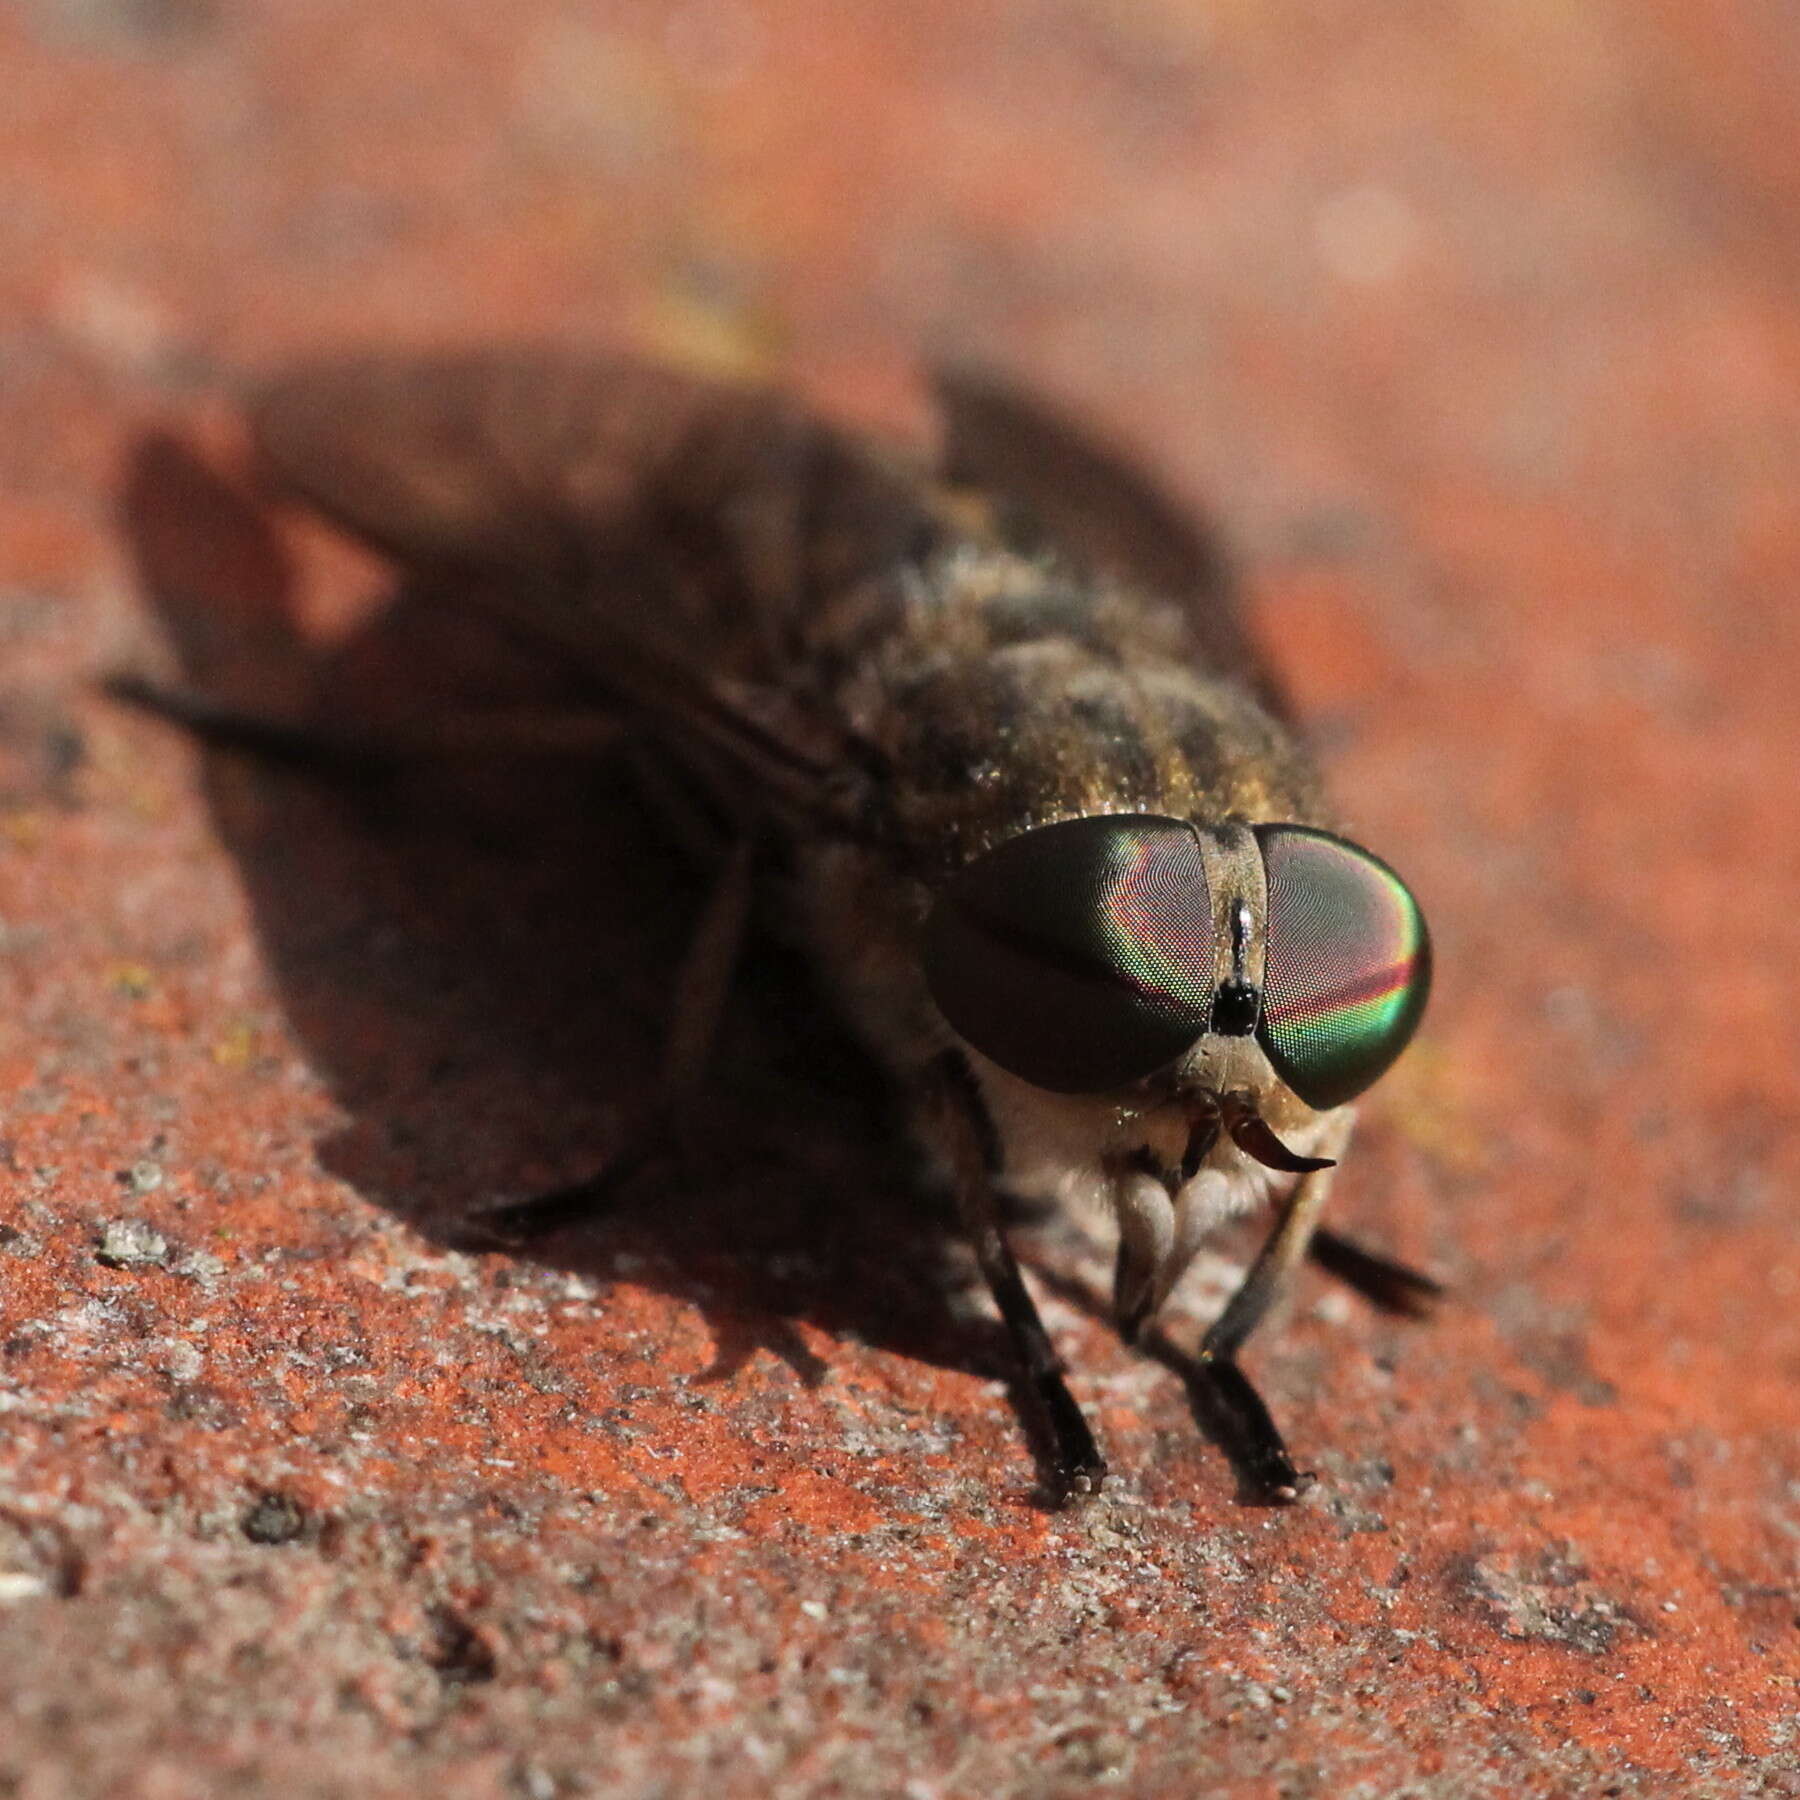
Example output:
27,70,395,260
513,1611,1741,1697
1,3,1797,1796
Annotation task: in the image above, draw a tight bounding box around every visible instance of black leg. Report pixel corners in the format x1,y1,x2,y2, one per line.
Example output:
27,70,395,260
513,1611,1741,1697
461,1141,662,1246
464,834,757,1248
1308,1227,1443,1317
1193,1112,1357,1501
105,673,394,782
1201,1142,1344,1367
1111,1237,1139,1343
973,1205,1108,1501
1191,1359,1312,1502
106,673,626,776
930,1054,1106,1503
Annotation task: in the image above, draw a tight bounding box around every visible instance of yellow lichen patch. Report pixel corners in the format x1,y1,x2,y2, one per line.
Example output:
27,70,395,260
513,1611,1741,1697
210,1019,258,1069
0,808,46,851
106,961,157,1001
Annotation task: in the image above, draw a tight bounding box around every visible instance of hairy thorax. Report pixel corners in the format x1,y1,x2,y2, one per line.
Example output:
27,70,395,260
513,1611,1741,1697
791,544,1345,1299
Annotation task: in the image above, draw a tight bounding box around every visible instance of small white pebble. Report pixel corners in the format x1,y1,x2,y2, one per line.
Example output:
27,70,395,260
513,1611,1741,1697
0,1572,50,1604
96,1220,168,1268
1312,1290,1353,1326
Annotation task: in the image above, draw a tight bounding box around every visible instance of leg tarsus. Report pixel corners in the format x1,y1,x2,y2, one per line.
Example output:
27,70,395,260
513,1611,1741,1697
1192,1358,1314,1504
995,1249,1108,1502
931,1054,1106,1503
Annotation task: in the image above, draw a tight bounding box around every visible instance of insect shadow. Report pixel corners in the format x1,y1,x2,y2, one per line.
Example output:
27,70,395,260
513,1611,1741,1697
118,426,1288,1504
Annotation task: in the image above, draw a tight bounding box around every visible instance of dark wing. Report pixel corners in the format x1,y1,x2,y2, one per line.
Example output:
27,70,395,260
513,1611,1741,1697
932,367,1291,721
253,352,784,591
249,349,924,815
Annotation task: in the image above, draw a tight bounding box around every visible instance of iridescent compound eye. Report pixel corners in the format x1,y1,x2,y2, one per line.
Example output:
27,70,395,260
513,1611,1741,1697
922,815,1214,1093
1254,826,1431,1111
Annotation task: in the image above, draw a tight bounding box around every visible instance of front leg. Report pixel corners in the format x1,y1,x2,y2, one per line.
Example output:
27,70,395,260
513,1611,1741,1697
927,1053,1107,1504
1197,1110,1357,1501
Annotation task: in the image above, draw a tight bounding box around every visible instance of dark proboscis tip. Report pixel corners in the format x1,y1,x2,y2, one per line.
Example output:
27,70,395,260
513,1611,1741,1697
1225,1108,1337,1175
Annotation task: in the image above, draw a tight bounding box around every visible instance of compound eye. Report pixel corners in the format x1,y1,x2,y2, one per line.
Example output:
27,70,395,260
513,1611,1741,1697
923,815,1214,1094
1255,826,1431,1111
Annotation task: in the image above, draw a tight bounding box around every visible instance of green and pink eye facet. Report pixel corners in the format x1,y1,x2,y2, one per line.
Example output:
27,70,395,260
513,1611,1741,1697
1254,826,1432,1111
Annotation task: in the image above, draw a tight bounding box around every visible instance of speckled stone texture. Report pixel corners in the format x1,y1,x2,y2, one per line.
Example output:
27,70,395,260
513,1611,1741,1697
2,4,1798,1796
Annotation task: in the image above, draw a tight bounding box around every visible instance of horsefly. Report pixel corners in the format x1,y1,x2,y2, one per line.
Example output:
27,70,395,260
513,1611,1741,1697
118,351,1436,1502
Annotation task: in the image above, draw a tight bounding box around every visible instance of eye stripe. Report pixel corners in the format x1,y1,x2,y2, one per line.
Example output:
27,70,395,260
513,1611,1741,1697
1262,957,1419,1022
